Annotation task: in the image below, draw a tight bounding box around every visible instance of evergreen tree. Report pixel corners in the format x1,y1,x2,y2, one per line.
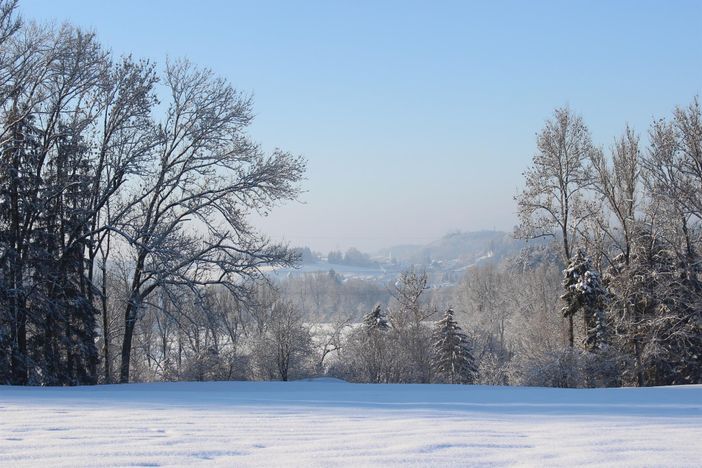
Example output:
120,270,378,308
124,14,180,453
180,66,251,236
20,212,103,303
0,109,42,384
32,128,99,385
561,249,609,351
363,305,390,332
349,305,391,383
431,308,477,384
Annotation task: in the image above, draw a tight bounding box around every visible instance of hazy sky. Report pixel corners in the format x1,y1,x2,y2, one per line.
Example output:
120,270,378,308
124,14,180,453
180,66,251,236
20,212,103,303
20,0,702,253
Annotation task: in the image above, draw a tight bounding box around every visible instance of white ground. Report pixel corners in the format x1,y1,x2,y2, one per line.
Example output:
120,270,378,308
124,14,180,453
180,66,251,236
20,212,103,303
1,380,701,467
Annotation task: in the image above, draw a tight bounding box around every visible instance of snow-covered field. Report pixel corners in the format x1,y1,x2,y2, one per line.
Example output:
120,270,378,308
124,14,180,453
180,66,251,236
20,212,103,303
1,380,700,467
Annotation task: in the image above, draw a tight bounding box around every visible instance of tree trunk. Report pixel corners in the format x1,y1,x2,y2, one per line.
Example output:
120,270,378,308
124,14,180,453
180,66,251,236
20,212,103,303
633,336,644,387
9,263,27,385
100,242,111,383
10,304,27,385
563,220,575,349
119,301,138,383
568,316,574,348
102,286,111,383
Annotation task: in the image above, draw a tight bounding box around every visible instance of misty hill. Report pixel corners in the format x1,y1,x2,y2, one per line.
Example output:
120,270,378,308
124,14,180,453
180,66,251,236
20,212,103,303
376,230,525,265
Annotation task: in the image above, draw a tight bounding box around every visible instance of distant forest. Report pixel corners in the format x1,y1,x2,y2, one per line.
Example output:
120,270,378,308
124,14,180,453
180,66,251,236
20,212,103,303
1,0,699,388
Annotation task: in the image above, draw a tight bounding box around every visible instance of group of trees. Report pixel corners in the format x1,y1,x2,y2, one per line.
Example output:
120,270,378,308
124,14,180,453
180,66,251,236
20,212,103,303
449,260,566,387
332,269,477,384
92,266,478,386
97,282,318,383
0,0,304,386
278,269,389,322
326,247,376,268
513,99,702,387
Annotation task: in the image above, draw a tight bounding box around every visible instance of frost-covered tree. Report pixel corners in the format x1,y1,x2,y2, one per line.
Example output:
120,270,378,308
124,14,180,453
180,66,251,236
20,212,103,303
389,268,435,383
590,126,641,265
431,308,477,384
455,262,513,357
340,304,392,383
639,98,702,386
645,97,702,226
252,301,313,381
516,106,599,347
516,106,597,261
606,227,701,386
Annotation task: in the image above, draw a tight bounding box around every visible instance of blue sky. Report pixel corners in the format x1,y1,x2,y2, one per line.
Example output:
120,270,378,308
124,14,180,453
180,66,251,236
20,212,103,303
19,0,702,252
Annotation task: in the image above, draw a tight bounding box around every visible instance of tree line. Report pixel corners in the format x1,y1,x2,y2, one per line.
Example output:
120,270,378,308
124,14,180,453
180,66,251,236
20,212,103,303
88,267,478,386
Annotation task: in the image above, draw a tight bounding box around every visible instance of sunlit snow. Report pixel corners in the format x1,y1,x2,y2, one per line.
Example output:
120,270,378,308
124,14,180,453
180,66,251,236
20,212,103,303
1,380,701,467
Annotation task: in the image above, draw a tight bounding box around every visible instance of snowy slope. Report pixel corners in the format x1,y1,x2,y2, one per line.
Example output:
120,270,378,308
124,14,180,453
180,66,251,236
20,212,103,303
1,381,701,467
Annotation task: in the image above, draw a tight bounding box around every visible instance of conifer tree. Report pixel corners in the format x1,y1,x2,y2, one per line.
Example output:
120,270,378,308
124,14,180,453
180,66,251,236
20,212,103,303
351,305,391,383
431,308,477,384
561,249,609,351
363,305,390,332
0,110,43,384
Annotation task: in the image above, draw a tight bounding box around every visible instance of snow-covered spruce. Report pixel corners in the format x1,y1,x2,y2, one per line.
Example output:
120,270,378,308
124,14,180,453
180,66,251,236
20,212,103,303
363,305,391,332
431,307,477,384
561,249,609,351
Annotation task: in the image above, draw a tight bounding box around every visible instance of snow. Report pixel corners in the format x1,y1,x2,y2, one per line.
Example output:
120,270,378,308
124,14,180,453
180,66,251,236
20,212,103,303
1,381,701,467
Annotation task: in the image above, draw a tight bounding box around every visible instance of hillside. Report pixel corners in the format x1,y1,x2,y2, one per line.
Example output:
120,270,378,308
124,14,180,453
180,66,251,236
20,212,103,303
278,230,530,285
377,230,525,265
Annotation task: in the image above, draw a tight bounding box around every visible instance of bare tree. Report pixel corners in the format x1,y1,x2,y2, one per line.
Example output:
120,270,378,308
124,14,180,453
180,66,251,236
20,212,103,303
455,262,512,354
589,126,646,384
644,97,702,271
590,126,641,265
314,317,351,373
646,98,702,219
252,300,312,381
389,268,435,383
89,57,158,383
115,60,305,383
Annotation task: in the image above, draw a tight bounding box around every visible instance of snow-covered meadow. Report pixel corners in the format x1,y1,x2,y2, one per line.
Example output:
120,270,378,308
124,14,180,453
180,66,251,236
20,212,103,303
1,380,701,467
